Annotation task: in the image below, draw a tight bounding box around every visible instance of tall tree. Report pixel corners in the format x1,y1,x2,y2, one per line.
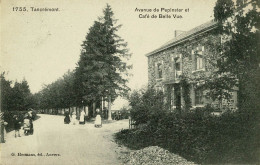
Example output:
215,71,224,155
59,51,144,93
0,72,12,111
188,0,259,110
11,79,32,111
76,4,132,119
101,4,132,120
213,0,260,111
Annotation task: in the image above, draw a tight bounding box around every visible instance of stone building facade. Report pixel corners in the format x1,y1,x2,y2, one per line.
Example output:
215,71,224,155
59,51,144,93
146,20,238,110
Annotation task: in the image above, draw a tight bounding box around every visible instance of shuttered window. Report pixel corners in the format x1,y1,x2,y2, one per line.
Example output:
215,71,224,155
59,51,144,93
158,63,163,79
192,46,205,71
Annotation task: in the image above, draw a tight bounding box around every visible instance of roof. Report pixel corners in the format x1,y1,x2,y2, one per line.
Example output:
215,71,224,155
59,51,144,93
146,20,218,57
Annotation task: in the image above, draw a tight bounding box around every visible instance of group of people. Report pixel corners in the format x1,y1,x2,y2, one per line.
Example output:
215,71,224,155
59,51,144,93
64,110,86,125
64,109,102,128
13,111,34,138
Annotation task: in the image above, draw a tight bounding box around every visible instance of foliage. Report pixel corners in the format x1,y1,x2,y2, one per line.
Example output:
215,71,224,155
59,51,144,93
214,0,234,22
213,0,259,108
187,0,260,108
3,110,38,132
180,78,192,112
117,86,260,164
32,4,132,118
115,108,260,164
0,72,34,111
128,87,166,127
35,70,77,110
0,72,13,111
74,4,132,117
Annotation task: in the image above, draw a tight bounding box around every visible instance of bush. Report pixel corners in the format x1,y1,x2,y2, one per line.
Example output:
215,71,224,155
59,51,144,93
128,87,166,127
116,110,260,164
116,87,260,164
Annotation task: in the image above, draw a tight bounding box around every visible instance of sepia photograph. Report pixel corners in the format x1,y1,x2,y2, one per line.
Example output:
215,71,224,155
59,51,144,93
0,0,259,164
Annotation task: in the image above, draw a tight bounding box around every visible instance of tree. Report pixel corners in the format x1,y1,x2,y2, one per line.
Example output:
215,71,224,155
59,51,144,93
213,0,260,111
1,72,35,111
35,70,77,112
188,0,259,111
0,72,13,111
75,4,132,119
11,79,32,111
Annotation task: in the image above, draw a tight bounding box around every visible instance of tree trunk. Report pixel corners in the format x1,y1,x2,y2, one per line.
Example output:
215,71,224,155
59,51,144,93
103,98,105,109
92,102,96,117
108,95,112,120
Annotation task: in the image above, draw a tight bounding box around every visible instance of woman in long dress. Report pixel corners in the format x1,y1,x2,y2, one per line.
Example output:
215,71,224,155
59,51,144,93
79,110,85,124
64,110,70,124
71,112,77,125
94,109,102,128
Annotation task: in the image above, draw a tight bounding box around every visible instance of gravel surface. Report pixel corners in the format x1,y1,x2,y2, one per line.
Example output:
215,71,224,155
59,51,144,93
116,146,197,165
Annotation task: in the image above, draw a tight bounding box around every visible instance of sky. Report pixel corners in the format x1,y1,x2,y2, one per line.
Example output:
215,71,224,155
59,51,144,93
1,0,217,109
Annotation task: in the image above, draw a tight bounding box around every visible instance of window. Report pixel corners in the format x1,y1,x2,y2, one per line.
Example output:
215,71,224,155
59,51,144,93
196,56,203,70
175,59,181,71
195,89,204,105
174,57,182,79
157,63,163,79
193,46,205,71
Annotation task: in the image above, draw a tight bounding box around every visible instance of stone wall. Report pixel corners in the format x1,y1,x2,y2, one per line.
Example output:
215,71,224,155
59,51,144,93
147,31,239,109
148,32,220,87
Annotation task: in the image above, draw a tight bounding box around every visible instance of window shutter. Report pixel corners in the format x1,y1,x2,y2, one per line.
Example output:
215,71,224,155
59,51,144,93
192,50,196,70
171,57,175,79
155,62,158,79
161,61,164,79
202,46,206,69
180,54,182,72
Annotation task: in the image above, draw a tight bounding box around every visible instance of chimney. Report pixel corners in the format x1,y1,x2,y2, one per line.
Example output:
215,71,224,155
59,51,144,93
174,30,185,37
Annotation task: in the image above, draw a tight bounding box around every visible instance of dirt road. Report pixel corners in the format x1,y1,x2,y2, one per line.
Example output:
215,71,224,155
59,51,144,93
1,114,129,165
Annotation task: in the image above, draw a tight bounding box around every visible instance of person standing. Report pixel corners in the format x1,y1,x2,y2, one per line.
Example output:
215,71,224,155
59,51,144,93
94,109,102,128
71,111,77,125
64,109,70,124
28,111,34,135
13,115,21,138
79,110,85,124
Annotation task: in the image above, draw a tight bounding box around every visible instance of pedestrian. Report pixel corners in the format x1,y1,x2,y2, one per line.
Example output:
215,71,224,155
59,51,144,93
13,115,21,138
71,111,77,125
28,111,34,135
79,110,85,124
64,109,70,124
94,109,102,128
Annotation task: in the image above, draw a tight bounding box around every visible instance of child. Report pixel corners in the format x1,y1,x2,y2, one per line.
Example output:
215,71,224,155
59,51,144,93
13,115,21,138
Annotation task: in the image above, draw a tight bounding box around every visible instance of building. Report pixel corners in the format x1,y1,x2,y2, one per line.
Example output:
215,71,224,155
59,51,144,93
146,20,238,111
